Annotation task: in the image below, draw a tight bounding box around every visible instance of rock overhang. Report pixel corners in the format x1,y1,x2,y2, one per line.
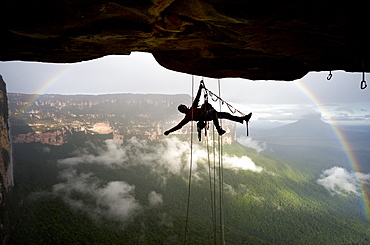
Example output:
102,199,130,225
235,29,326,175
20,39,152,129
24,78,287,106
1,0,369,81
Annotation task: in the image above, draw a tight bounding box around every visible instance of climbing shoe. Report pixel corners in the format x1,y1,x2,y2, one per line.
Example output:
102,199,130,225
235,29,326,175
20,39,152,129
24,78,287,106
218,128,226,136
244,112,252,123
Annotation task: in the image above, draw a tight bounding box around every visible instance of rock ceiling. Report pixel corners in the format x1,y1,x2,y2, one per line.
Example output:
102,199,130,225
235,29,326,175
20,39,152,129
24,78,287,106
1,0,369,80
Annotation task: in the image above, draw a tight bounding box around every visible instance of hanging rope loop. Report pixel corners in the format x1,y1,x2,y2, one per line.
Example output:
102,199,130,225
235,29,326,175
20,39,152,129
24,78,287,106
361,72,367,90
327,71,332,80
210,93,219,102
361,80,367,90
227,103,237,114
202,86,245,116
201,80,250,137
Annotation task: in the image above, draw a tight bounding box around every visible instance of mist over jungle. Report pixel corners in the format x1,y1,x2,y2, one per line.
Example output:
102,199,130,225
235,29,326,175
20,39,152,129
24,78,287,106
7,92,370,244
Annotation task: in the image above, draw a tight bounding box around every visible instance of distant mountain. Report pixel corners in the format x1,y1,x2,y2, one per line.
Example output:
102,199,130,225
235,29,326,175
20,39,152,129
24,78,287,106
253,114,370,151
253,114,337,145
248,114,345,174
269,114,335,139
248,113,370,174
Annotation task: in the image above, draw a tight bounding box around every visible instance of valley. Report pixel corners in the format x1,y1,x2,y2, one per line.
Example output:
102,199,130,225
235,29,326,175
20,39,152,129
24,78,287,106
7,93,370,244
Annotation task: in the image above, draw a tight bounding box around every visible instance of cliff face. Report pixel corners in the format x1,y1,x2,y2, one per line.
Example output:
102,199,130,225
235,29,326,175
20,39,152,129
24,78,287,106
2,0,370,80
0,76,11,191
11,128,71,146
0,76,11,244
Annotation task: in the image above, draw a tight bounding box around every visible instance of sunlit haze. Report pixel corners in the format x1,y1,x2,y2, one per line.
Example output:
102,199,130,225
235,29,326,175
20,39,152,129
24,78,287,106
1,52,369,126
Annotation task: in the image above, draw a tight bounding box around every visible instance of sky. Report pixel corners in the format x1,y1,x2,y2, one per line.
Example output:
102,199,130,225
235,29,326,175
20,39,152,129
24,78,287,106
0,51,369,127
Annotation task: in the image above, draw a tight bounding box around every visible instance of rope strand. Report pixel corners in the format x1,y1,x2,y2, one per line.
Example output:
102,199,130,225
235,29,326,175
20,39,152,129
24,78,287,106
203,86,245,116
202,81,250,136
206,124,217,244
184,75,195,244
218,79,226,245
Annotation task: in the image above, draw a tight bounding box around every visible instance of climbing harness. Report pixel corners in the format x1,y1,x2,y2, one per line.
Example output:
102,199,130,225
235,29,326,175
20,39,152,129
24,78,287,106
197,80,215,141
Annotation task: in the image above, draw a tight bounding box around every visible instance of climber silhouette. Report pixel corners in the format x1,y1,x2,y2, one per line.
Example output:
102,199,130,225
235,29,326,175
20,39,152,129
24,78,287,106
164,82,252,136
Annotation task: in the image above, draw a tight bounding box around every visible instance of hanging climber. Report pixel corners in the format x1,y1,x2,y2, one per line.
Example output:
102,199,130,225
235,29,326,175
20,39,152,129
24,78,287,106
164,81,252,136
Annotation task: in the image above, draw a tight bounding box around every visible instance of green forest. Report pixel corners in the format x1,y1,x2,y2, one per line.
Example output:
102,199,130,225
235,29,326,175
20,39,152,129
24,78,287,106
8,134,370,244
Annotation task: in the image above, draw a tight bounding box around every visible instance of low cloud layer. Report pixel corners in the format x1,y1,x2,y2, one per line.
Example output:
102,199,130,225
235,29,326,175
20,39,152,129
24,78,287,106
58,137,263,175
317,166,370,196
57,139,128,167
53,137,263,224
148,191,163,206
237,136,266,153
224,155,263,172
53,169,141,223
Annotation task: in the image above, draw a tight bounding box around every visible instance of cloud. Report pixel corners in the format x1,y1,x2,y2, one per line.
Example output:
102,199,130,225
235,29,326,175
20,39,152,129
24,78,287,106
327,114,367,122
57,139,128,167
254,104,320,122
53,136,264,223
317,167,370,196
58,137,263,177
336,107,354,114
237,136,266,152
42,147,51,153
148,191,163,206
49,136,265,228
224,155,263,172
301,112,322,120
53,169,141,223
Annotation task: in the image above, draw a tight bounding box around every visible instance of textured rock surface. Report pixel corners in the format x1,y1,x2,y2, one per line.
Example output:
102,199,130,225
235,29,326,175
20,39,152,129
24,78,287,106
1,0,370,80
0,76,11,244
0,76,11,190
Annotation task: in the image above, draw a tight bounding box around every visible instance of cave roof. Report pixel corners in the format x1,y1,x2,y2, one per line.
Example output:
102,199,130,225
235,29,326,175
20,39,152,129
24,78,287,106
2,0,369,80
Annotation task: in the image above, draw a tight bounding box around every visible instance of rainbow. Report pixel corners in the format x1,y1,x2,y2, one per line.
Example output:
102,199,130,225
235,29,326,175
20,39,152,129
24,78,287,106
16,65,74,117
295,80,370,222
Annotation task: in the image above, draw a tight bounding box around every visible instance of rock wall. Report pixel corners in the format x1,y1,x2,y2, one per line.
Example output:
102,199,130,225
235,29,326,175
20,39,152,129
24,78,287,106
0,75,11,244
0,76,11,191
11,128,71,146
2,0,370,80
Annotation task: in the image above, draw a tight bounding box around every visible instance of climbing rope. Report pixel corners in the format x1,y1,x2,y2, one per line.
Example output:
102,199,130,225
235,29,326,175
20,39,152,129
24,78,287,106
184,76,195,244
188,78,249,244
203,79,226,244
360,71,367,90
201,81,249,136
327,71,332,80
206,122,217,244
360,58,367,90
203,87,245,116
217,79,226,245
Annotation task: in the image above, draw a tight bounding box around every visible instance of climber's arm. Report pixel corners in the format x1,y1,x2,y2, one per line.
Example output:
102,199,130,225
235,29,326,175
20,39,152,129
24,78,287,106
191,82,204,108
164,117,190,135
